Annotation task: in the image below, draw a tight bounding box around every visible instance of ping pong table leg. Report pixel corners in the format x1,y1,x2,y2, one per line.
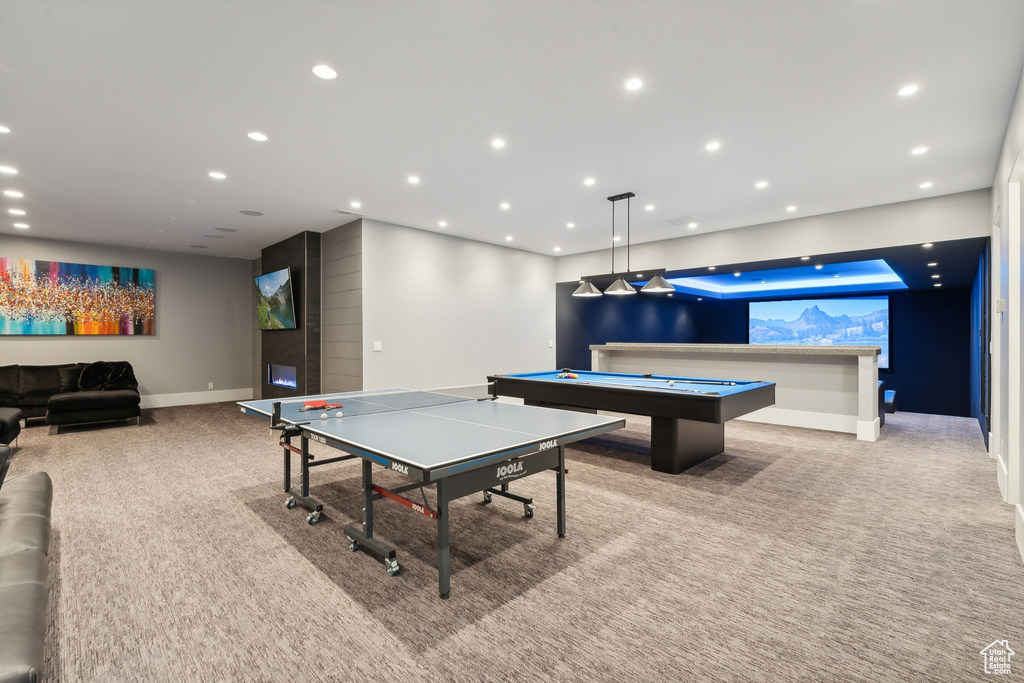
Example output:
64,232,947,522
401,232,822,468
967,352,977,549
557,446,566,538
437,479,451,600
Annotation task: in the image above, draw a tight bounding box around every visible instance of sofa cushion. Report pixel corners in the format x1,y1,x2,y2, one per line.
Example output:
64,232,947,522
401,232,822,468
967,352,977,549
17,365,62,398
0,471,52,556
45,403,140,426
57,363,88,393
78,361,138,392
0,365,19,407
48,389,140,412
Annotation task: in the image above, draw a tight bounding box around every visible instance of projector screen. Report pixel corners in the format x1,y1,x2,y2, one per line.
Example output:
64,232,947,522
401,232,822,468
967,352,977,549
748,295,890,369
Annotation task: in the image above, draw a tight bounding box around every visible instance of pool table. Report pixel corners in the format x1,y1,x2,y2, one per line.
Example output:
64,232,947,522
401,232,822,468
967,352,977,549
488,370,776,474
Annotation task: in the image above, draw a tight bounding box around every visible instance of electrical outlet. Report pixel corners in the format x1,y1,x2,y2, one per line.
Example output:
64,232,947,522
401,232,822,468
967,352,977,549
208,382,214,390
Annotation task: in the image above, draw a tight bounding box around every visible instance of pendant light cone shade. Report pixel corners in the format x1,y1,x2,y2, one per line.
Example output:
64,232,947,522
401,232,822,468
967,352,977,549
572,279,603,297
604,277,636,295
640,272,674,293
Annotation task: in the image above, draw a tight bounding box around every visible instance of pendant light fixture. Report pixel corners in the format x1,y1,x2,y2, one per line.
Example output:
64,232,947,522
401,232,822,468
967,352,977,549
573,191,674,297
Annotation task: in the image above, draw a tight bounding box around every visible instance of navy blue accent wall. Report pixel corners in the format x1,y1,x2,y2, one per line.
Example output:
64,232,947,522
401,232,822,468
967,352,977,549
969,250,988,441
556,282,974,417
555,282,701,369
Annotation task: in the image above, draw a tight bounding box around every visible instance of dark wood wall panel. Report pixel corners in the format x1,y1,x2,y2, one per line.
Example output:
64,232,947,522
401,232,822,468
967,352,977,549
260,231,321,400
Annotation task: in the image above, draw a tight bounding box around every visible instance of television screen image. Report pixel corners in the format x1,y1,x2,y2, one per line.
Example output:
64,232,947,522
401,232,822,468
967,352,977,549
255,268,297,330
749,296,889,369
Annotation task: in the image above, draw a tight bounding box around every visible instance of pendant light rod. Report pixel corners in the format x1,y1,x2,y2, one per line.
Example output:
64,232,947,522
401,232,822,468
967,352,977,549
607,192,635,274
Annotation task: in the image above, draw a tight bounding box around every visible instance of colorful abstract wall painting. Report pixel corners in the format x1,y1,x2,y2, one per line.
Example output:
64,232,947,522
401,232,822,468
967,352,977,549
0,258,156,335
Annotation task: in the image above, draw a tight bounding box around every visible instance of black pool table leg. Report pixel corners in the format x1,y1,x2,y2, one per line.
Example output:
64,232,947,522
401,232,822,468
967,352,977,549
650,417,726,474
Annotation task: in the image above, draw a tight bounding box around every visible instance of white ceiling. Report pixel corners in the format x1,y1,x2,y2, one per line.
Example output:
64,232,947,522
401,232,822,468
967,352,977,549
1,0,1023,260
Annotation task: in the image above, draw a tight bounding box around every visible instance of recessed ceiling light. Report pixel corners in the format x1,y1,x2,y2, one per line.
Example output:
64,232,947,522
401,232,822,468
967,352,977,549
922,243,933,248
708,266,716,271
815,264,823,270
833,274,840,278
801,256,810,260
247,132,268,142
566,222,575,228
239,210,264,216
931,274,940,279
912,146,929,155
625,78,643,91
8,208,26,215
705,141,720,151
500,202,510,210
613,236,621,242
554,246,561,252
4,190,23,198
696,297,701,301
755,180,768,189
438,220,447,227
898,84,919,97
350,201,361,209
0,166,18,175
760,280,766,284
407,175,420,184
920,182,933,189
927,262,937,267
733,272,741,277
934,283,942,287
505,235,513,241
584,177,595,186
214,227,237,233
786,205,797,212
645,204,654,211
209,171,226,179
491,138,505,149
311,64,337,80
0,125,9,134
13,223,29,229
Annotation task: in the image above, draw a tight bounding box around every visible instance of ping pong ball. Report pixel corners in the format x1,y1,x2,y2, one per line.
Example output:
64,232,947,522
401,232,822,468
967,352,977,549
668,380,675,386
336,411,343,418
320,412,328,420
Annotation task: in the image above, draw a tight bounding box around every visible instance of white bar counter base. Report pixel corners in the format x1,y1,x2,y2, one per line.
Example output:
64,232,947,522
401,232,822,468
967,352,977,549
591,343,881,441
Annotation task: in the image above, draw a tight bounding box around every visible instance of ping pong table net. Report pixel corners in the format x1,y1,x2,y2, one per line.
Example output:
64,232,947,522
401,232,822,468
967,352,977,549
271,385,493,425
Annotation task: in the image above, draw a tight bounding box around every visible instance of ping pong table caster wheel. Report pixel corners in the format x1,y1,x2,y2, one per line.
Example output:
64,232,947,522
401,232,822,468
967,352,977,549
482,491,492,504
524,504,535,518
348,539,358,552
307,512,321,526
285,497,297,509
384,559,400,577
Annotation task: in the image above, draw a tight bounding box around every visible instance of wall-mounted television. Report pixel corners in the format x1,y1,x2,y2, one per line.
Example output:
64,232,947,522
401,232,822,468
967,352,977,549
748,295,890,369
255,267,297,330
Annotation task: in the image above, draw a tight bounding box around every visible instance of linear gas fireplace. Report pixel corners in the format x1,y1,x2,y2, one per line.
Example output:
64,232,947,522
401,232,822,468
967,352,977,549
268,364,298,390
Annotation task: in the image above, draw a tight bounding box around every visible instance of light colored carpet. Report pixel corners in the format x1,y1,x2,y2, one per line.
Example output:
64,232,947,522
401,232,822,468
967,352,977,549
6,403,1020,681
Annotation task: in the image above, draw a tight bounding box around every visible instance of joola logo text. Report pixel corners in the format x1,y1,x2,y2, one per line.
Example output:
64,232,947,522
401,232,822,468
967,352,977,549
310,434,327,445
539,440,558,451
497,461,525,479
391,463,409,475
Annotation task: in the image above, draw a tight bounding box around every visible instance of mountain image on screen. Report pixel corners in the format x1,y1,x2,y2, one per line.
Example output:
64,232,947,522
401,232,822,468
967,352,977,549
749,305,887,346
255,274,296,330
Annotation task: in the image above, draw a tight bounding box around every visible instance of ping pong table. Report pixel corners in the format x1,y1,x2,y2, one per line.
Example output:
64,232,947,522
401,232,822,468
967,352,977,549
238,388,624,599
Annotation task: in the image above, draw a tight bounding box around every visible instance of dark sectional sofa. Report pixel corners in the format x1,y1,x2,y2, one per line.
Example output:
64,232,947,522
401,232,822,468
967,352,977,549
0,451,53,683
0,361,141,428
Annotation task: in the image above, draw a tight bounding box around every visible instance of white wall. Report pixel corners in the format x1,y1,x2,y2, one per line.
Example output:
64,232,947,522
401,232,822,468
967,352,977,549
555,189,991,283
0,234,253,406
990,59,1024,558
361,219,555,389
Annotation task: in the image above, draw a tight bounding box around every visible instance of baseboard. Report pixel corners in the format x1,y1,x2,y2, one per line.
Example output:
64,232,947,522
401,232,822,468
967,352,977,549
735,407,859,437
998,453,1009,502
140,388,253,409
1017,505,1024,566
